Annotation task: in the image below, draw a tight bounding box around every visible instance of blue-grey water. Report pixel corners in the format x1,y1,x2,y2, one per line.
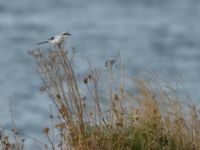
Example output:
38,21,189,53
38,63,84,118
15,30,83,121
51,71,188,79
1,0,200,147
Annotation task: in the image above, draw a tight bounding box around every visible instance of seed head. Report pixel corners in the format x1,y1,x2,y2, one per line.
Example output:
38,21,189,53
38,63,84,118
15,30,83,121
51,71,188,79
105,59,116,68
114,94,119,101
83,78,88,84
43,128,49,135
88,74,92,80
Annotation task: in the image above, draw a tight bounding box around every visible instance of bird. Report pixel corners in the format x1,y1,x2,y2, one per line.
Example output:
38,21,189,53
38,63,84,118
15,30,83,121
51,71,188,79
37,32,71,48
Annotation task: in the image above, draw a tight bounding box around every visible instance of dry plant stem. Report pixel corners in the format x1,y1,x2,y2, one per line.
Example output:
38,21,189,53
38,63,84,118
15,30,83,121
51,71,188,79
30,47,200,150
0,128,5,150
21,133,45,150
10,103,22,150
37,56,60,110
59,130,64,150
59,49,84,131
107,65,114,125
46,133,55,150
86,84,97,121
118,53,125,123
49,106,55,146
87,60,103,125
48,52,71,111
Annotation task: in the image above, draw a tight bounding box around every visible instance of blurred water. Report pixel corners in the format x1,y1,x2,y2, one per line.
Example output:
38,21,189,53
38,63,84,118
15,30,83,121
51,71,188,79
0,0,200,147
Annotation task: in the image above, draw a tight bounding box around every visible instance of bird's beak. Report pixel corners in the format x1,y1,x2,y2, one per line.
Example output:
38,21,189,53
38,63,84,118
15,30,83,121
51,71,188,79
67,33,71,36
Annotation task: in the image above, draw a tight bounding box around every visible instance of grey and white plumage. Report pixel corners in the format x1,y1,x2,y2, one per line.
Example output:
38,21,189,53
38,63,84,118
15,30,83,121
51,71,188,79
37,32,71,48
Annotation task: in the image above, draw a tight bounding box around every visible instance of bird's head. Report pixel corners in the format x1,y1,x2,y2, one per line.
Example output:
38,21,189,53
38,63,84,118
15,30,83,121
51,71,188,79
61,32,71,36
49,37,55,40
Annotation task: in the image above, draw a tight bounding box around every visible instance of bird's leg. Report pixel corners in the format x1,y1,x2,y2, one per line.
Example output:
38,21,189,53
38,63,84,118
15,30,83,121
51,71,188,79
62,43,65,50
59,43,65,52
57,43,62,50
53,45,58,50
62,41,65,49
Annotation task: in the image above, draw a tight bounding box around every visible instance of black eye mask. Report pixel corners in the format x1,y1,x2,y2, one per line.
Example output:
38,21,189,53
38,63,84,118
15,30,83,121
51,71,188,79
49,37,54,40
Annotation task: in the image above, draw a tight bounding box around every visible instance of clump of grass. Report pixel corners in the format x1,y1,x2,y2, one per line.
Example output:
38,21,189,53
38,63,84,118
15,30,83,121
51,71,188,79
29,46,200,150
0,126,24,150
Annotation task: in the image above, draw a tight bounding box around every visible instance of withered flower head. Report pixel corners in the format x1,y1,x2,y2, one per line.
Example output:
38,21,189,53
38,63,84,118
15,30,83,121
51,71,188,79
11,128,17,135
56,94,61,99
88,74,92,80
114,94,119,101
83,77,88,84
42,127,49,135
105,59,116,68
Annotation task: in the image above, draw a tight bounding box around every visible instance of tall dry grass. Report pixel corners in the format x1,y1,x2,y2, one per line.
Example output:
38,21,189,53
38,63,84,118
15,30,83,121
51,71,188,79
28,46,200,150
0,125,24,150
1,45,199,150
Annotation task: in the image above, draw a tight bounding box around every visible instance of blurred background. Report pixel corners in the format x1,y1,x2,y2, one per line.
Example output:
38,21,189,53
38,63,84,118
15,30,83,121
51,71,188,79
0,0,200,147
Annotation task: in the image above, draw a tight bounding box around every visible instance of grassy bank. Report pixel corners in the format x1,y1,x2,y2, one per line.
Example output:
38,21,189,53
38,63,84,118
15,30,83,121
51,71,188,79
1,47,200,150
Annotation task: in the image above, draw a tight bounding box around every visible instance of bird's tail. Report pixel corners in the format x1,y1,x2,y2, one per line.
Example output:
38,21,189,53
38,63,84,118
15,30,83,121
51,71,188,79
36,41,48,45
